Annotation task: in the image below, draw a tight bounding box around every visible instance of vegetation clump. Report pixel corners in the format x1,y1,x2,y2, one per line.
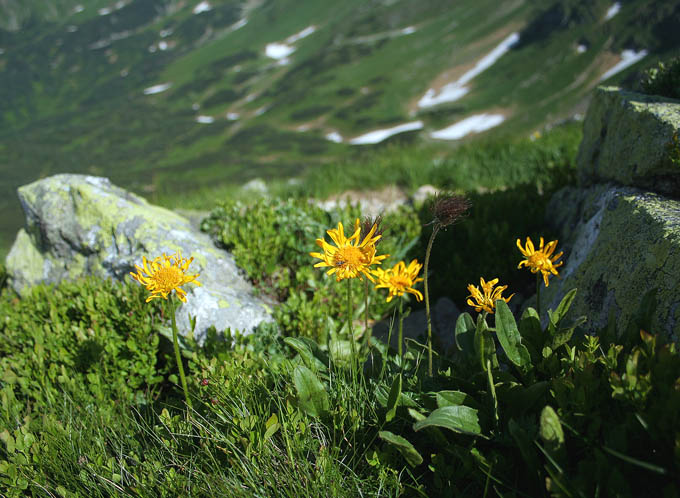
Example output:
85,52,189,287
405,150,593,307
639,56,680,99
0,123,677,497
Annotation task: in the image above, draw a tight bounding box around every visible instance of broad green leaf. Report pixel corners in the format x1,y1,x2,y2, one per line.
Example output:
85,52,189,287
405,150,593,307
264,413,280,440
436,390,469,408
413,406,482,436
386,374,402,423
495,300,531,368
378,431,423,467
284,337,327,372
292,365,329,418
539,405,564,448
549,289,578,328
455,312,475,355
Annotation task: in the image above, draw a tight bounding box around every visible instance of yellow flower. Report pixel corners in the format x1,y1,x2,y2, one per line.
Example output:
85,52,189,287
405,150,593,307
129,250,201,303
373,259,424,303
310,219,388,281
466,277,514,314
516,236,564,287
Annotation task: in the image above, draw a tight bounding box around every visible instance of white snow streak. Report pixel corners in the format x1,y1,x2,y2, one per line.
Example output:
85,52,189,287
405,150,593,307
430,114,505,140
143,83,172,95
193,1,212,14
325,132,343,143
600,49,648,81
350,121,423,145
605,3,621,21
418,32,519,108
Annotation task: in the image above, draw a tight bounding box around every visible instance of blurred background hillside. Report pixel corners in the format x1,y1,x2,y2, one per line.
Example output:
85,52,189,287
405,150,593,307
1,0,678,255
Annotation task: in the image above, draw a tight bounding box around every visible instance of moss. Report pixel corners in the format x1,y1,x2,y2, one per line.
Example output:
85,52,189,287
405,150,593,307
545,188,680,340
5,229,44,293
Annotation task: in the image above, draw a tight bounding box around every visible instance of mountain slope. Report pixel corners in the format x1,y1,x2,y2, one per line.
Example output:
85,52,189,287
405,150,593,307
0,0,678,252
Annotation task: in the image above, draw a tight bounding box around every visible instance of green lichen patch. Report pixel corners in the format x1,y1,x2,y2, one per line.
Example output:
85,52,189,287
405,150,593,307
545,186,680,340
577,87,680,197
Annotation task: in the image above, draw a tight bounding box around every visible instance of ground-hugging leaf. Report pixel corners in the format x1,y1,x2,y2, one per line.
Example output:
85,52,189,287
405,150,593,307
495,300,531,368
386,374,402,422
292,365,329,418
435,390,468,408
455,312,475,355
548,288,577,331
284,337,327,372
378,431,423,467
413,406,482,436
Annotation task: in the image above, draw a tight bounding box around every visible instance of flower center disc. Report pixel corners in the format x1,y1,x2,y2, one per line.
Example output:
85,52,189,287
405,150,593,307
334,246,364,268
155,266,183,289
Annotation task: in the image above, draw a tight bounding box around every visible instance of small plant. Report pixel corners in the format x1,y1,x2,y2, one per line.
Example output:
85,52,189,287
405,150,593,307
130,250,202,410
639,56,680,99
423,193,470,376
516,236,564,317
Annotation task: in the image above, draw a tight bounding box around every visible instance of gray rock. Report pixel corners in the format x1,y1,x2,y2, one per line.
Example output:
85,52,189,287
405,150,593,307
545,184,680,340
577,86,680,196
5,174,274,344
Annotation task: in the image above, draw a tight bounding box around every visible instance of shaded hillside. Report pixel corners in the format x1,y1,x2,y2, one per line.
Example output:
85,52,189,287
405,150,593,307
0,0,678,252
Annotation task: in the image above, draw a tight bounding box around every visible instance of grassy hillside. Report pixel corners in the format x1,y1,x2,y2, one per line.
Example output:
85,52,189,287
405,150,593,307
0,0,679,255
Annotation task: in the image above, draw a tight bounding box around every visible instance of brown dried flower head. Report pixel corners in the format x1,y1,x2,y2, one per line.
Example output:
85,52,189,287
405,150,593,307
361,215,385,246
431,193,470,227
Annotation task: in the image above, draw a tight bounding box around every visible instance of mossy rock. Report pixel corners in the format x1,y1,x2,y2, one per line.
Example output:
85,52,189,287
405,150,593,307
545,184,680,341
5,174,273,343
577,86,680,196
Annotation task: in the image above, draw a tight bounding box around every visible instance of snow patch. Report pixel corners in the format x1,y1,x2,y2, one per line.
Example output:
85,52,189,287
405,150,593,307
158,41,169,51
418,32,519,108
400,26,416,35
226,112,240,120
193,1,212,14
577,44,587,53
160,29,173,38
325,132,343,143
67,25,77,33
430,114,505,140
196,115,215,124
192,103,200,111
600,49,648,81
0,48,4,55
265,43,295,60
143,83,172,95
265,26,316,61
98,7,111,16
255,106,268,116
349,121,423,145
73,5,84,13
286,26,316,44
605,3,621,21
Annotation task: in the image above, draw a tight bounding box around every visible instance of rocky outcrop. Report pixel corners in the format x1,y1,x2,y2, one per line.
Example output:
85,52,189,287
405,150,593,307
544,87,680,340
577,86,680,196
5,174,273,344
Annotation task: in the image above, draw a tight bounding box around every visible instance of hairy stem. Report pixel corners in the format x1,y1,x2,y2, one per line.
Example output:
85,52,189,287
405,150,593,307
169,297,192,410
424,224,440,378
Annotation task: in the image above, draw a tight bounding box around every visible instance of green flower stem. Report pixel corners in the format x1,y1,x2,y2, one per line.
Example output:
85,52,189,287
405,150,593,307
169,297,192,410
347,279,357,380
423,223,440,378
364,278,371,350
398,298,404,371
536,273,541,322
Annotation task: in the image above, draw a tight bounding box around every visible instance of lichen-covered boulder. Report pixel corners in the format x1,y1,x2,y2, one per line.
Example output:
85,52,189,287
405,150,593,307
577,86,680,196
544,184,680,341
5,174,274,343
